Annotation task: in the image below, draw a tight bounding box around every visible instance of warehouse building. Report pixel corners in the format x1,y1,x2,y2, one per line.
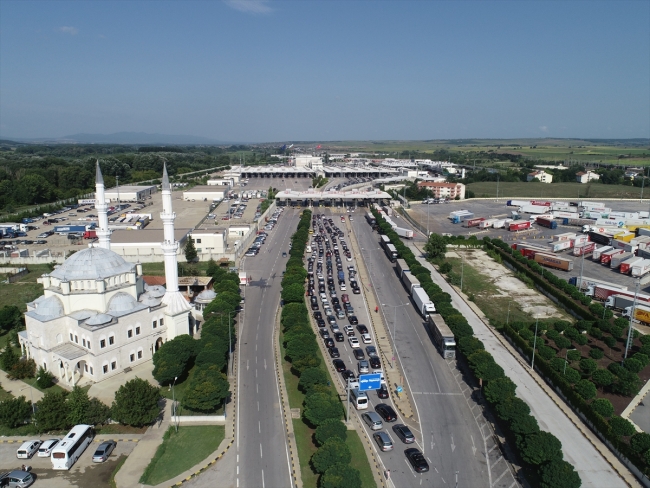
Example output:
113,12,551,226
104,185,157,203
182,185,229,202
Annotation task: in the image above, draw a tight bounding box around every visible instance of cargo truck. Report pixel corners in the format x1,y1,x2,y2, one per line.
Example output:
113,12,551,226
549,240,572,252
562,218,596,227
395,227,415,239
610,252,632,269
620,257,643,274
605,294,650,311
412,287,436,315
588,231,612,245
427,314,456,359
239,271,251,286
401,272,421,294
452,213,475,224
536,217,557,229
54,225,88,235
572,242,595,256
631,259,650,277
83,230,97,239
492,219,506,229
463,218,485,228
384,243,398,262
520,205,550,214
592,246,612,261
601,249,625,265
479,219,497,229
623,304,650,326
586,284,629,301
553,233,577,242
509,221,531,231
534,253,574,271
395,259,409,278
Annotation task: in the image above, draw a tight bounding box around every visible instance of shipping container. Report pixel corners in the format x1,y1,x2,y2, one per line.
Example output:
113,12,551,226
623,304,650,325
579,201,605,209
520,205,550,214
610,252,632,269
506,200,531,207
395,259,409,279
631,259,650,277
478,219,497,229
492,219,507,229
613,231,635,243
572,242,596,256
553,232,577,242
534,253,573,271
509,221,531,231
553,211,580,219
549,240,573,252
590,284,624,301
588,231,612,245
401,272,421,293
536,217,557,229
592,246,613,261
620,257,644,274
463,217,486,228
601,249,625,264
572,234,589,246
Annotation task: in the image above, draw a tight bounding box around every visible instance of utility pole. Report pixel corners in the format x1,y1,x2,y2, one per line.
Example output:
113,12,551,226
624,278,640,363
531,318,539,370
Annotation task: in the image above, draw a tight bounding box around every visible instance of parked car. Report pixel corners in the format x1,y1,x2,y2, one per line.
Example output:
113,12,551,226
92,440,117,462
0,470,34,488
16,441,40,459
37,438,60,457
405,448,429,473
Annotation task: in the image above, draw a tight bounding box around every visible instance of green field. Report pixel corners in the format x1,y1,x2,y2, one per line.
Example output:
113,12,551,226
467,181,649,199
0,264,50,311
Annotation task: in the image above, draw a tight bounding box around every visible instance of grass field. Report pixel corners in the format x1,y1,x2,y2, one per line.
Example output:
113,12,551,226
467,181,649,199
0,264,49,311
139,425,225,485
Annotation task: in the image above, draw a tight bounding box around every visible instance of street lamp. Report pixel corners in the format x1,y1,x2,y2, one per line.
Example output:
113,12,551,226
169,376,178,433
624,278,640,363
381,302,410,369
531,318,539,370
228,310,238,375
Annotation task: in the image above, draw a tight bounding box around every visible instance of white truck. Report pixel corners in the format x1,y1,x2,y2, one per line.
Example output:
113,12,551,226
427,314,455,359
412,287,435,315
395,259,409,278
520,205,549,214
401,272,421,294
395,227,414,239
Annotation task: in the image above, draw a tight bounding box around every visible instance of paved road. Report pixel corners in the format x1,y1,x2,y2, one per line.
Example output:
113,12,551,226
349,214,516,488
184,207,299,488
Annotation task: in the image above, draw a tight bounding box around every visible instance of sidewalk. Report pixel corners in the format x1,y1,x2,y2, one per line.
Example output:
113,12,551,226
409,242,639,488
345,219,415,420
0,368,44,403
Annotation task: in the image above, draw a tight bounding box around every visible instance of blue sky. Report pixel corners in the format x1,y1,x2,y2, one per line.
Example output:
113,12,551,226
1,0,648,142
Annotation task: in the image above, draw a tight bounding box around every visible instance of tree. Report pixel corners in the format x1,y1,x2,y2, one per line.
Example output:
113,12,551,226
630,432,650,454
424,233,448,260
539,459,582,488
0,396,32,429
152,335,197,385
85,398,111,426
612,369,641,397
483,377,517,405
468,350,504,382
591,369,613,389
182,366,230,412
0,305,23,333
564,367,581,384
8,358,36,380
0,345,18,372
35,391,69,432
588,348,604,360
299,368,329,395
303,392,343,427
591,398,614,418
574,380,597,400
579,358,598,376
518,431,563,465
35,366,55,389
311,438,351,473
510,414,540,437
184,236,198,262
603,336,617,349
282,283,305,304
111,378,160,427
495,397,530,423
609,415,636,437
314,419,347,447
67,386,91,426
320,464,362,488
623,358,643,373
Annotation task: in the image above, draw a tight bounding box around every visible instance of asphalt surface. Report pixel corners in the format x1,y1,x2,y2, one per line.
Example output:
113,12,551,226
348,213,515,488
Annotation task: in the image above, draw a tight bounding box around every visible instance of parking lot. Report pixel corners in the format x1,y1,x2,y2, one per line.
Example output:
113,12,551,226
410,200,650,293
0,437,138,488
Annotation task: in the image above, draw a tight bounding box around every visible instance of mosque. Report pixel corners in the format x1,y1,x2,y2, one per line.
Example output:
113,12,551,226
17,162,194,387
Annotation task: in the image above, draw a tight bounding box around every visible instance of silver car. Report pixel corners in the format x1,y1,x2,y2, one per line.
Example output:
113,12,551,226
0,471,34,488
358,360,369,374
92,440,117,462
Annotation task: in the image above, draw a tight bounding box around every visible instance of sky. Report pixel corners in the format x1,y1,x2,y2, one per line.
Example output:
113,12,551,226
1,0,648,142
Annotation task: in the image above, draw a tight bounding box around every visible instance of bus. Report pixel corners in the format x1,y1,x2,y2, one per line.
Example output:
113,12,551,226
51,424,95,470
365,212,376,226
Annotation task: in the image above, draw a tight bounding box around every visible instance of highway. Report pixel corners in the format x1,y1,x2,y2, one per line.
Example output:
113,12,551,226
349,210,519,488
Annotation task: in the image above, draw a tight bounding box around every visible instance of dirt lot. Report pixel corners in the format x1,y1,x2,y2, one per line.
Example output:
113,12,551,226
0,438,137,488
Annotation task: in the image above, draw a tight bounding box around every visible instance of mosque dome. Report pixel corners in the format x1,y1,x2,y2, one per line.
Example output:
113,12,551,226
86,313,113,326
195,289,216,303
49,247,135,281
146,285,166,298
34,295,64,319
108,293,139,314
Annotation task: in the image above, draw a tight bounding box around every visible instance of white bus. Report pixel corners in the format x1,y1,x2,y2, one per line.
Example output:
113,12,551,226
51,424,95,470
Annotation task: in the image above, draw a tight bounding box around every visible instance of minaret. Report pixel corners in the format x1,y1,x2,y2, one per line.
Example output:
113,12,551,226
95,161,112,250
160,163,191,339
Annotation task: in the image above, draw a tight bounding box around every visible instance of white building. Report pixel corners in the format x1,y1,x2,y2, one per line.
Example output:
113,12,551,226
576,171,600,183
20,162,193,387
293,155,323,168
207,178,234,187
104,185,157,203
527,170,553,183
182,185,228,202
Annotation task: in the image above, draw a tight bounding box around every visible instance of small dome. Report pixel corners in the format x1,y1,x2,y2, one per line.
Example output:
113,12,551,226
86,313,113,326
69,310,95,321
35,296,64,319
147,285,166,298
50,247,134,281
195,289,216,303
108,292,138,314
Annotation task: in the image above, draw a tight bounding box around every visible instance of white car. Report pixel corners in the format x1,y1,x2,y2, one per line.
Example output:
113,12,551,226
343,325,355,336
16,440,41,459
348,337,360,348
37,438,61,457
339,284,347,291
360,333,372,344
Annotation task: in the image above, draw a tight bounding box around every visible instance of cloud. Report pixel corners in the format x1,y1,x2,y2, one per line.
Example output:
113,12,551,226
539,125,548,132
59,26,78,35
224,0,272,14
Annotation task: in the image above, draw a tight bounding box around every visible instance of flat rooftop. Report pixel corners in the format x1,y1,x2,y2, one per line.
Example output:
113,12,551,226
105,185,157,192
110,228,191,244
185,185,229,193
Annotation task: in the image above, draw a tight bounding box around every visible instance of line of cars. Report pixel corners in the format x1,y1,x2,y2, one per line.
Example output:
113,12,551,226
307,211,430,475
244,207,285,256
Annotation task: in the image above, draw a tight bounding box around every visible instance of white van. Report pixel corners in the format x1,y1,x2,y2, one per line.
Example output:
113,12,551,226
350,388,368,410
16,440,41,459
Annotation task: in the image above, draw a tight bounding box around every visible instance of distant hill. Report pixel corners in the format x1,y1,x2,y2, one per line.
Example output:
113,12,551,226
60,132,224,145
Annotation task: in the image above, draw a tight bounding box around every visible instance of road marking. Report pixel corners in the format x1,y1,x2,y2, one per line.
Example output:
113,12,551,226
259,421,261,433
262,469,265,488
450,434,456,452
257,401,260,411
256,368,258,378
471,434,477,455
260,443,263,458
247,360,249,370
412,391,462,395
264,358,267,370
492,467,509,486
256,383,258,393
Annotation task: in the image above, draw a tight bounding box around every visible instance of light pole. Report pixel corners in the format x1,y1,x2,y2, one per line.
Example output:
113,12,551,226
531,318,539,370
169,376,178,433
382,302,409,369
624,278,640,363
460,253,465,292
229,310,237,375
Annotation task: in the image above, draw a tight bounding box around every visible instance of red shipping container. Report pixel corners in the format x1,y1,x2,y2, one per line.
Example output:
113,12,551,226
530,200,552,206
509,221,531,231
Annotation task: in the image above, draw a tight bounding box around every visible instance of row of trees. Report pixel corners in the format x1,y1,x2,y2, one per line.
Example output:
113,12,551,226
0,378,160,432
376,217,581,487
280,210,363,488
152,264,238,412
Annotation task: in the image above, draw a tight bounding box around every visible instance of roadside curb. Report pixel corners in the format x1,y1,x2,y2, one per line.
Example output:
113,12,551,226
0,437,142,444
274,304,303,488
412,243,641,488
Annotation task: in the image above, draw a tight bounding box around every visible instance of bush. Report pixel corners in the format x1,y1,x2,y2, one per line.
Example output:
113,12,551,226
314,419,347,447
579,358,598,376
311,438,351,474
623,358,643,374
567,350,581,362
111,378,161,427
588,348,604,360
574,379,597,400
633,352,649,368
603,336,617,348
0,396,32,428
591,369,614,389
564,367,581,384
8,358,36,380
303,392,343,427
609,415,636,437
320,464,362,488
591,398,614,418
537,345,556,361
630,432,650,454
299,368,329,395
539,459,582,488
518,431,563,465
35,366,55,389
